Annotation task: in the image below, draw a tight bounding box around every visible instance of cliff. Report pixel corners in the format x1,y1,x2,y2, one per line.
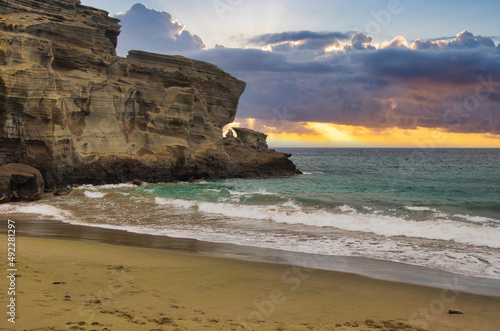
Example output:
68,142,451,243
0,0,299,190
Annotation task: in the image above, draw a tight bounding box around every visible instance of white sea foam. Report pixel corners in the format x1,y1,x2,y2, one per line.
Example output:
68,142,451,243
405,206,437,212
76,183,136,190
0,204,16,213
76,184,97,190
0,203,73,220
155,197,196,209
227,189,277,196
99,183,138,189
84,191,106,198
153,198,500,248
3,196,499,280
281,200,302,210
338,204,356,213
454,214,498,224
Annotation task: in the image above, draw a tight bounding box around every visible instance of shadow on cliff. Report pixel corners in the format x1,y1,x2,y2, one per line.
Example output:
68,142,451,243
0,0,300,198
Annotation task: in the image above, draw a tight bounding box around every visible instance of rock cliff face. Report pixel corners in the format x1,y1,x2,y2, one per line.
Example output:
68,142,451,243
0,0,299,188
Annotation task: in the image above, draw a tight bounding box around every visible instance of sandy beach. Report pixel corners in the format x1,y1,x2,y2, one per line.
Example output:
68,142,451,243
1,1,500,331
1,235,499,331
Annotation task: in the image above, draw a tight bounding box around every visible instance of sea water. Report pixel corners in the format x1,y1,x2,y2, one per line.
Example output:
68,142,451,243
1,148,499,280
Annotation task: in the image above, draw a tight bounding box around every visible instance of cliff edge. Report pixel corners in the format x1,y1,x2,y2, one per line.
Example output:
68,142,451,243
0,0,299,190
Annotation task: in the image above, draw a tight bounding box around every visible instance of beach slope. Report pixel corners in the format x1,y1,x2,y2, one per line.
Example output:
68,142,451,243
3,237,499,330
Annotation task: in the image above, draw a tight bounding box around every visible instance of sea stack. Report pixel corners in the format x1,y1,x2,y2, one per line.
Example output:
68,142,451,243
0,0,300,191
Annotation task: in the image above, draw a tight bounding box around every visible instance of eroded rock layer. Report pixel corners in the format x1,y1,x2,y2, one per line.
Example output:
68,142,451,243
0,0,299,188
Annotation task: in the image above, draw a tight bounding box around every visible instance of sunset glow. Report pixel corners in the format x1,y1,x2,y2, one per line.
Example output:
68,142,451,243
86,0,500,149
265,122,500,148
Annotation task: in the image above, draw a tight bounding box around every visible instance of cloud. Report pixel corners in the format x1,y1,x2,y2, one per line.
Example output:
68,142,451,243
382,36,409,49
243,31,354,57
114,3,205,57
447,30,495,48
194,46,343,73
411,30,496,50
346,32,376,50
357,47,500,84
115,8,500,135
267,39,342,53
247,31,351,46
191,34,500,135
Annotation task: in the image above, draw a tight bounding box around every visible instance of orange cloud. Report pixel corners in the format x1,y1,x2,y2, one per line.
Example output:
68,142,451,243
263,122,500,148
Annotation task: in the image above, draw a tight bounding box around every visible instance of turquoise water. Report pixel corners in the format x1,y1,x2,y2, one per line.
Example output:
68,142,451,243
149,148,500,222
2,148,500,279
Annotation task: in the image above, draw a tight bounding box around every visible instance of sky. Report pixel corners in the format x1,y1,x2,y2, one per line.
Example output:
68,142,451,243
81,0,500,148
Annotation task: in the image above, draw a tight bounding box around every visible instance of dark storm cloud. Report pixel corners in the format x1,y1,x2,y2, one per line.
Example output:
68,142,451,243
268,38,343,52
115,7,500,135
247,31,352,46
194,46,344,73
114,3,205,56
193,42,500,134
357,47,500,84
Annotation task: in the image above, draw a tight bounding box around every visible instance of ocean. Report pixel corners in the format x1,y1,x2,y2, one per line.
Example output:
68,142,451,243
2,148,500,280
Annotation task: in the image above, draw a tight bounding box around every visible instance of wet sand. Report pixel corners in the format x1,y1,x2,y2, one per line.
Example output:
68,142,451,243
6,218,500,297
2,234,500,330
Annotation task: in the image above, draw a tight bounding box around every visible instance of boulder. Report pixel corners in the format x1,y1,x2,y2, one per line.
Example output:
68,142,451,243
131,179,146,186
0,163,44,203
53,186,72,196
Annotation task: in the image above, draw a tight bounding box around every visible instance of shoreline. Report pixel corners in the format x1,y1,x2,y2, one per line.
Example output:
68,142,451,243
3,232,500,330
2,218,500,298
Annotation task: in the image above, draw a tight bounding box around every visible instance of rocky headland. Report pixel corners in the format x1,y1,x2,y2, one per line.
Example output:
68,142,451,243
0,0,299,202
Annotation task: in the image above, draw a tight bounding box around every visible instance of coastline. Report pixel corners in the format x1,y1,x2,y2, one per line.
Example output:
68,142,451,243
0,1,498,330
4,234,500,330
4,218,500,298
1,220,500,330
